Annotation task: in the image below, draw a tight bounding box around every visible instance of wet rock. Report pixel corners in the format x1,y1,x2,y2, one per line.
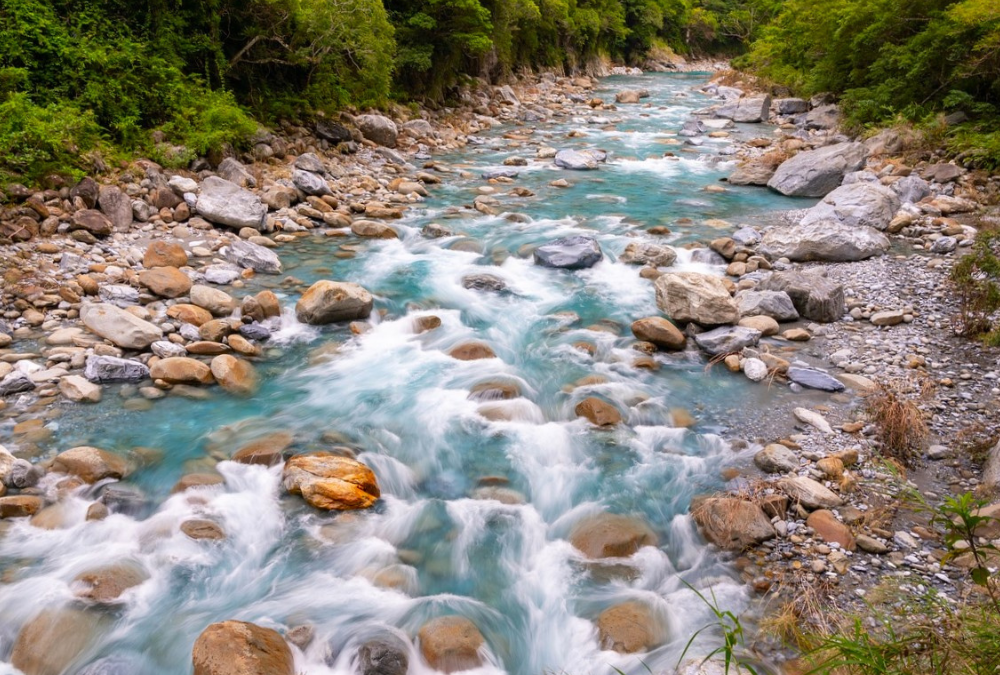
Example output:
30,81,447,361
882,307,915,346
223,238,282,274
654,272,739,326
596,601,665,653
232,431,293,466
0,371,36,396
139,266,192,298
81,303,163,349
195,176,267,230
758,271,845,323
767,142,867,197
619,242,676,267
631,317,685,350
171,473,225,493
11,608,102,675
569,513,657,559
575,397,622,426
716,95,771,123
693,497,775,550
693,326,761,356
182,519,226,540
296,280,374,324
84,355,150,383
50,446,128,483
73,562,148,603
534,235,603,269
418,616,485,673
754,444,799,473
554,149,602,170
59,375,102,403
356,114,398,147
292,169,332,196
760,220,889,262
150,357,214,385
779,475,842,510
192,621,294,675
736,290,798,322
0,495,44,518
283,452,380,510
786,367,846,392
210,355,259,396
144,241,188,268
448,342,496,361
462,274,507,292
359,634,410,675
352,220,398,238
806,510,856,551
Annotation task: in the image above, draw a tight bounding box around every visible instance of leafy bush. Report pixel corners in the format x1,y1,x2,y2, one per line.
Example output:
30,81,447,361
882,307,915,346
0,93,101,182
950,223,1000,344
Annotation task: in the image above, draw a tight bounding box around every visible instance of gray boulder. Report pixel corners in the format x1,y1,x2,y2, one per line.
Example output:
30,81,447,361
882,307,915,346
81,303,163,349
98,186,133,230
358,635,409,675
754,444,799,473
84,355,150,383
292,169,332,196
223,239,282,274
759,271,845,323
619,241,676,267
716,95,772,123
892,175,931,204
98,284,140,308
217,157,256,188
693,326,761,356
800,181,901,230
775,98,809,115
554,150,603,170
760,220,890,262
655,272,739,325
787,367,846,392
356,114,398,148
534,236,603,269
767,142,867,197
0,372,35,396
805,104,841,130
294,153,327,175
736,290,799,322
195,176,267,230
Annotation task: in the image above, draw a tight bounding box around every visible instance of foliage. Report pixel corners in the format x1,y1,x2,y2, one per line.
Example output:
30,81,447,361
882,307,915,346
0,93,102,182
678,580,760,674
950,223,1000,345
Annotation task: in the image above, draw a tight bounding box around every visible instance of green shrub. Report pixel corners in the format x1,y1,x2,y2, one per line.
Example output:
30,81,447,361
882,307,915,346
156,88,258,161
950,224,1000,345
0,92,102,182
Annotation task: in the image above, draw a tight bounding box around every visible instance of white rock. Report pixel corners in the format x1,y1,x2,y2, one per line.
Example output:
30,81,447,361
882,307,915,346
793,407,833,434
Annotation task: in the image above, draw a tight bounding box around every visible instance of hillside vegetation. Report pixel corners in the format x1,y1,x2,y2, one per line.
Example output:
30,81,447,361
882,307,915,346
0,0,998,182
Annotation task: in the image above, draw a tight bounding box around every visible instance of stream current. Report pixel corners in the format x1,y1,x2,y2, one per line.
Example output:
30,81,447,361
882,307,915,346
0,72,814,675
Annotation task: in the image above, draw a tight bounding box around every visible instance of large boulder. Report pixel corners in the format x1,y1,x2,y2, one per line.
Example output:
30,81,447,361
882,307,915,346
73,562,148,603
654,272,739,326
11,608,103,675
693,497,776,550
631,317,685,350
767,142,867,197
98,186,134,230
715,95,771,123
800,181,901,230
534,236,603,269
282,452,380,510
217,158,256,189
70,210,112,237
569,513,657,559
84,355,150,383
418,617,484,673
296,280,373,324
223,239,282,274
760,220,889,262
356,114,398,148
693,326,761,356
50,446,128,483
81,303,163,350
758,271,845,323
727,158,776,186
195,177,267,230
735,290,799,322
596,601,665,653
192,621,294,675
754,444,799,473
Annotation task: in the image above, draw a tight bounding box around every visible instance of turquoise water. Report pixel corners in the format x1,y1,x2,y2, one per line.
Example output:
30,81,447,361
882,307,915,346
0,74,810,675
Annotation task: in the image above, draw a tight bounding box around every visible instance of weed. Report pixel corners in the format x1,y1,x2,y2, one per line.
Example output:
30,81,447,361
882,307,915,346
863,379,928,467
677,580,761,674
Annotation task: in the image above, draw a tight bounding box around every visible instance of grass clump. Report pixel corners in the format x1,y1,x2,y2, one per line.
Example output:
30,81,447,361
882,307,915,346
863,379,929,467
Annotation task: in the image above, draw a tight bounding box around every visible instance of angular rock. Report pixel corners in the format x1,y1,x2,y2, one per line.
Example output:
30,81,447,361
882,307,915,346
619,242,676,267
84,355,150,383
575,397,622,426
51,446,128,483
144,241,188,268
779,475,842,510
631,317,685,350
0,371,36,396
767,142,867,197
758,271,845,323
71,209,113,236
569,513,657,559
296,280,373,324
693,326,761,356
192,621,293,675
693,497,775,550
59,375,102,403
356,114,398,148
787,367,846,392
315,119,352,143
760,220,889,262
216,157,256,189
892,175,931,204
418,616,484,674
654,272,739,326
716,95,771,123
800,182,901,230
754,444,799,473
736,290,799,322
554,149,601,170
223,238,282,274
98,185,133,229
534,235,603,269
81,303,163,349
775,98,809,114
462,274,507,293
283,452,380,510
195,176,267,230
292,169,332,196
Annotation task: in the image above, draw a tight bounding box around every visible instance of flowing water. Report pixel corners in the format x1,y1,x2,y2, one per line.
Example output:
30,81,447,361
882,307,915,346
0,73,814,675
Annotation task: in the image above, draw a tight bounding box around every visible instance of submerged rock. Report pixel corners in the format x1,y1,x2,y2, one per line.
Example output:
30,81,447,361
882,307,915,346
418,616,485,674
11,608,103,675
283,452,380,510
73,562,148,603
569,513,657,559
534,235,603,269
192,621,294,675
50,446,128,483
596,601,666,653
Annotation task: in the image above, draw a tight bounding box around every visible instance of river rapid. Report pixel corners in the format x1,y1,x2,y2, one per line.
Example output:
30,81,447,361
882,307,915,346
0,72,813,675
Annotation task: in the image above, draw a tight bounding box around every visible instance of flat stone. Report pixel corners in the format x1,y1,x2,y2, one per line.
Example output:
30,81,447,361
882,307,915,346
786,367,846,392
779,475,842,510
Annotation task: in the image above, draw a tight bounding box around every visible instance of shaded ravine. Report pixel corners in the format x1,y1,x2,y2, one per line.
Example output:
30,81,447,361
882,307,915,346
0,73,814,675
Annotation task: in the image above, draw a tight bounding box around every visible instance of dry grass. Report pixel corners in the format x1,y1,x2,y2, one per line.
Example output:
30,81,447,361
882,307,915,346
864,379,930,467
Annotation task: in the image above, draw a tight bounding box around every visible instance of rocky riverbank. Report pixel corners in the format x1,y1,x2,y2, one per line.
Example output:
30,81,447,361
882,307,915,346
1,64,999,675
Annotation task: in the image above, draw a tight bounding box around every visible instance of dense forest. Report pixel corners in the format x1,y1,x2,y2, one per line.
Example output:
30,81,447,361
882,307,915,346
0,0,998,181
